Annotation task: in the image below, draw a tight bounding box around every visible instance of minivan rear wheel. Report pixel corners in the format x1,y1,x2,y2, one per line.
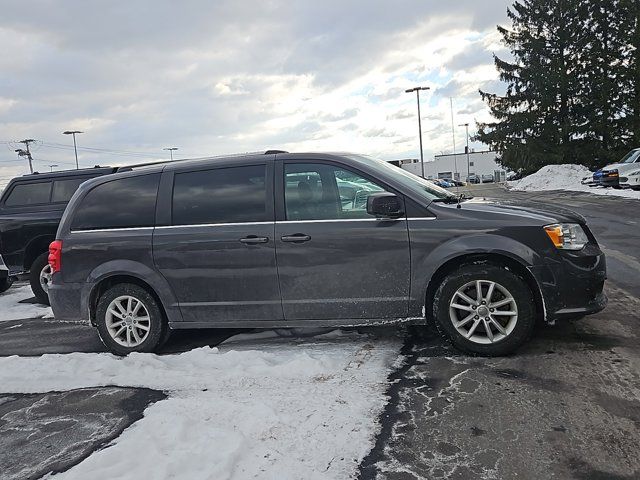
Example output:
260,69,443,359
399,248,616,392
96,283,166,355
433,263,536,356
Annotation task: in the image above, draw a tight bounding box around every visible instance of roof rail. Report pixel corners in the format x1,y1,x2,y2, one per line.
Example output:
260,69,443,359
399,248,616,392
264,150,288,155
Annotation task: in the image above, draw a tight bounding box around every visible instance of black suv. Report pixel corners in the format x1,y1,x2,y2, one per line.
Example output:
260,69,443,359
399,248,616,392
49,152,607,356
0,167,118,303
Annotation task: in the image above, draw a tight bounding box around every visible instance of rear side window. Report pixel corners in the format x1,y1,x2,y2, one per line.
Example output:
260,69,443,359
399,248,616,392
71,174,160,230
4,182,52,206
52,178,89,203
172,165,266,225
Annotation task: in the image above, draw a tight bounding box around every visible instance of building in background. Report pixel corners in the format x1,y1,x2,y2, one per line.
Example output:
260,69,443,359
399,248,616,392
398,150,508,182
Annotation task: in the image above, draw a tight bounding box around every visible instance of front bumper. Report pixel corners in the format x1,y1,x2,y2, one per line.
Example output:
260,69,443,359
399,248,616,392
529,244,607,322
598,171,619,187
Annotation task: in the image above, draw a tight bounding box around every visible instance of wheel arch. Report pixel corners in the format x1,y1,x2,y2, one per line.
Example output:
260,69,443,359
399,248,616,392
87,271,181,326
423,252,544,324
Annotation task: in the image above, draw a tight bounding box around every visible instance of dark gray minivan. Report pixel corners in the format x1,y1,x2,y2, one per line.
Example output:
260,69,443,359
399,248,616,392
49,152,607,356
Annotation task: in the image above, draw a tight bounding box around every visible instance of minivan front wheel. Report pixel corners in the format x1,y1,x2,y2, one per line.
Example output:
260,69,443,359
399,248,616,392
96,283,166,355
433,264,536,356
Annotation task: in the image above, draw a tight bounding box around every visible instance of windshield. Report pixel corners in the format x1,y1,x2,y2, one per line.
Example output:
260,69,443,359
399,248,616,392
619,149,640,164
345,154,458,202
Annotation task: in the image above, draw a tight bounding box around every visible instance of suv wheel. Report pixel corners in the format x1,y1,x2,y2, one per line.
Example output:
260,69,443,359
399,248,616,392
0,276,14,294
433,263,536,356
96,283,166,355
29,252,52,305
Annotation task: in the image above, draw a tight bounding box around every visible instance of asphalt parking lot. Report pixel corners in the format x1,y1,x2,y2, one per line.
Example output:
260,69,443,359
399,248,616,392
1,184,639,480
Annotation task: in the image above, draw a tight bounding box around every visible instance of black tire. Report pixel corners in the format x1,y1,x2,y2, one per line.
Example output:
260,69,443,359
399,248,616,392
96,283,167,355
432,263,536,356
29,252,51,305
0,276,14,294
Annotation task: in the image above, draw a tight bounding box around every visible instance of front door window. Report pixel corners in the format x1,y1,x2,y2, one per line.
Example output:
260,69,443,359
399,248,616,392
284,164,386,221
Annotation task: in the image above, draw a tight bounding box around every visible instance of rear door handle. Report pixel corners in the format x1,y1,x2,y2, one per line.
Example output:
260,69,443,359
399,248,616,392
281,234,311,243
239,236,269,244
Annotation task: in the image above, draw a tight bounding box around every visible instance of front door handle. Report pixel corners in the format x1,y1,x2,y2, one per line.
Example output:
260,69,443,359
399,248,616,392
240,236,269,244
281,233,311,243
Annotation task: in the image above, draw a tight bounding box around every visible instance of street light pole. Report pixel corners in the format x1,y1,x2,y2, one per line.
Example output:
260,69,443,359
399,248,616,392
63,131,83,169
49,164,58,172
459,123,471,181
405,86,430,178
163,147,178,161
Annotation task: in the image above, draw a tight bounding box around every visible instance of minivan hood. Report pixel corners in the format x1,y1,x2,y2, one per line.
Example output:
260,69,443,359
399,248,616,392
444,198,586,225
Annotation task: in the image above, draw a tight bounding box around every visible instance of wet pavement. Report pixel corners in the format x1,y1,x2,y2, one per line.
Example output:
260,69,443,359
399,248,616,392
358,185,640,479
0,387,166,480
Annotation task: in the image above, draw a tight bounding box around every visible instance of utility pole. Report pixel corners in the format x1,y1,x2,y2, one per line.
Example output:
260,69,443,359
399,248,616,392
459,123,471,181
63,131,83,169
17,139,36,173
405,87,430,178
163,147,178,161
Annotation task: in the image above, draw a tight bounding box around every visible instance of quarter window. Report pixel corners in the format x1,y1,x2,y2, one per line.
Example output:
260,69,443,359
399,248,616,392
172,165,267,225
71,174,160,230
4,182,52,206
284,163,386,221
52,178,89,203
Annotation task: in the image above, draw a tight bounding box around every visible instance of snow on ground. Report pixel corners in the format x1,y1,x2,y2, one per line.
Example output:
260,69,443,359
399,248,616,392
509,164,640,199
0,330,402,479
0,284,52,321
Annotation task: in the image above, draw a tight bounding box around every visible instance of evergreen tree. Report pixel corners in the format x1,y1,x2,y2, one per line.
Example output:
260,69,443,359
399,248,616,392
575,0,627,166
477,0,589,173
620,0,640,148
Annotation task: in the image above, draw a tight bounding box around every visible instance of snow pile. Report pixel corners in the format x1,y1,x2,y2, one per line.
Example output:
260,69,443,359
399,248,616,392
510,164,640,199
0,284,52,321
0,331,401,479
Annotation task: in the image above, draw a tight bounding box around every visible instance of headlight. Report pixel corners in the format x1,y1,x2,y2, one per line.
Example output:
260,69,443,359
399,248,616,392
544,223,589,250
630,171,640,176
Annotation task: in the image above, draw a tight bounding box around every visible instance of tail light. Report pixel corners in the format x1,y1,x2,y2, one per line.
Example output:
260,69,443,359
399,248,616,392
49,240,63,274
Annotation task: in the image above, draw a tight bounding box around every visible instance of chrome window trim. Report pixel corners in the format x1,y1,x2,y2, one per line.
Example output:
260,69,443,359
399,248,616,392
69,217,436,233
156,221,274,230
70,226,155,234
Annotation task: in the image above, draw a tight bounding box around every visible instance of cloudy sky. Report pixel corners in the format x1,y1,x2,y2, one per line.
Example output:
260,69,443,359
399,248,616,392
0,0,511,184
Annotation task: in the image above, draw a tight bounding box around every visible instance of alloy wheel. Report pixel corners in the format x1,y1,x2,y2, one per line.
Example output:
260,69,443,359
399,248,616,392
449,280,518,344
105,295,151,347
39,264,52,294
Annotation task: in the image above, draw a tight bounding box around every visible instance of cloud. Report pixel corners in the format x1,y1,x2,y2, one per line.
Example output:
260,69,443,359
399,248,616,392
0,0,512,185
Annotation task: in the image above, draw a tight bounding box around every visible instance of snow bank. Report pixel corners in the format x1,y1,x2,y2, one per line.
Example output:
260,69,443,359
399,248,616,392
0,284,52,321
0,331,401,479
509,164,640,199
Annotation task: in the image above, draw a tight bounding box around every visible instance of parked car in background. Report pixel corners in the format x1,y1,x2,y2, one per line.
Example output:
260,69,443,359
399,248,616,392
430,178,453,188
507,171,526,181
49,151,606,357
481,173,495,183
467,174,480,184
0,166,118,303
619,166,640,190
598,148,640,188
449,179,466,187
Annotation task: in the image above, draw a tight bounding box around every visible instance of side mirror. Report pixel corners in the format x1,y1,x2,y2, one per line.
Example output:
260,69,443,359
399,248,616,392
367,193,404,219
